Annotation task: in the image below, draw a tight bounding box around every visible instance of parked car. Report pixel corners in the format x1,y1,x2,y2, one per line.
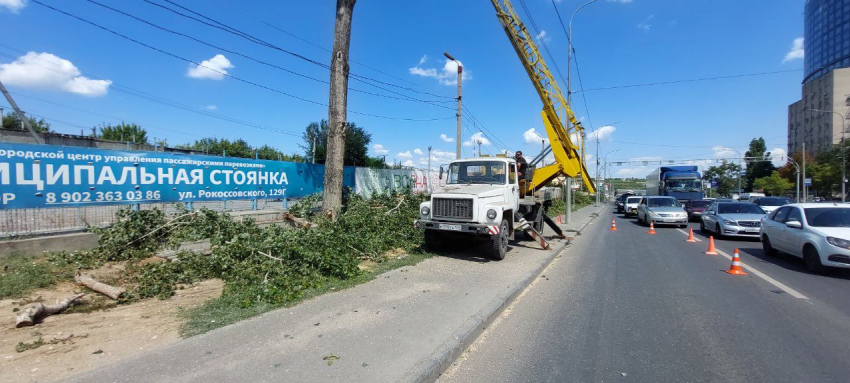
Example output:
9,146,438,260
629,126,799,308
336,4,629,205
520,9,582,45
636,196,688,227
752,196,791,214
624,196,642,217
742,192,766,202
761,203,850,272
684,199,713,221
700,202,766,238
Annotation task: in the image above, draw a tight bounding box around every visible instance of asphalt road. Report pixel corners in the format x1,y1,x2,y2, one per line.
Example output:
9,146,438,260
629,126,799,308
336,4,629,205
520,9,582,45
438,205,850,383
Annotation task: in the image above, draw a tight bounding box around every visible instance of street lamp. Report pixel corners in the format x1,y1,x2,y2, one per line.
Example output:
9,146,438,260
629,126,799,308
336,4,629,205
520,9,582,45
810,108,848,202
566,0,597,105
444,52,462,159
602,149,621,201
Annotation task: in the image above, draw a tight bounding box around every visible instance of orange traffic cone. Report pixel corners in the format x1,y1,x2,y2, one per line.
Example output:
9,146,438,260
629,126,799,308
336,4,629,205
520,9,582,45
647,221,656,234
725,249,748,275
610,218,617,231
557,214,562,224
705,236,718,255
686,228,697,243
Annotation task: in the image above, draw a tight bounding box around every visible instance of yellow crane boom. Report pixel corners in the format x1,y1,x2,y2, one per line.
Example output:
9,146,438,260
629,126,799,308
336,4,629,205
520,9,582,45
490,0,596,194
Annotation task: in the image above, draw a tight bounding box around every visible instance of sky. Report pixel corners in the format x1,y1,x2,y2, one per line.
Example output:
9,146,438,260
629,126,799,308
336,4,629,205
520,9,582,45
0,0,805,178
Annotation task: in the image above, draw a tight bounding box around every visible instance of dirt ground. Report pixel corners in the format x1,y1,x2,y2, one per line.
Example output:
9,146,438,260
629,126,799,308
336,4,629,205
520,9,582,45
1,279,223,383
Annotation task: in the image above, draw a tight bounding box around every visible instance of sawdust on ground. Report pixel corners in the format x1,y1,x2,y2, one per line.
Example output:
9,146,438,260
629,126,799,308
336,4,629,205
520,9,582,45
1,278,223,383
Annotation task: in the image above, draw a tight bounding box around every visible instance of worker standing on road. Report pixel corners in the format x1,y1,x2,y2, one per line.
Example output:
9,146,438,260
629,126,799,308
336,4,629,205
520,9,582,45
516,151,528,198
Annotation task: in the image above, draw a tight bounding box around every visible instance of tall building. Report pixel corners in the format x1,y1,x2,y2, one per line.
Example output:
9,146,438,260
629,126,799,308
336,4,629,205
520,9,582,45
788,0,850,156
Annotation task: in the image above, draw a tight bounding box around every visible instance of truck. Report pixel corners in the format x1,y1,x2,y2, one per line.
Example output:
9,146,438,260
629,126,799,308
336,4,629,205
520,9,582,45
412,0,597,260
646,166,704,202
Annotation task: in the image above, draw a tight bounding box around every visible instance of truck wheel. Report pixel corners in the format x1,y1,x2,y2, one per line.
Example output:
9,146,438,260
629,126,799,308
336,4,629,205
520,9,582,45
489,219,509,260
424,230,445,251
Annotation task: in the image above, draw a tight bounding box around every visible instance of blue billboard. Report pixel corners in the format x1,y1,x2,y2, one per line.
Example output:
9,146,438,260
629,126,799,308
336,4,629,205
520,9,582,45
0,143,352,209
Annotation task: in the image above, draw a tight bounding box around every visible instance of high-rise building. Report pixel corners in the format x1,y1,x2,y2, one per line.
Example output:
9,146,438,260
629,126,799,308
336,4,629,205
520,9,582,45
788,0,850,156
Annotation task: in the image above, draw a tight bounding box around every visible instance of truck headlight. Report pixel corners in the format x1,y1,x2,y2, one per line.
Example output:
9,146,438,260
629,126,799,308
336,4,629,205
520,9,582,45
826,236,850,249
420,206,430,216
487,209,497,219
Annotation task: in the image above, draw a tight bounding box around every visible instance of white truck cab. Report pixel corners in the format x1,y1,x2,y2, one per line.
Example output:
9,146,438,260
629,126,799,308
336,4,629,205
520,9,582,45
415,158,532,260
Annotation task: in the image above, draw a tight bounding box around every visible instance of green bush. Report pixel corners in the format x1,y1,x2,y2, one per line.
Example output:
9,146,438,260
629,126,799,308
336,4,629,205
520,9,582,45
0,255,62,299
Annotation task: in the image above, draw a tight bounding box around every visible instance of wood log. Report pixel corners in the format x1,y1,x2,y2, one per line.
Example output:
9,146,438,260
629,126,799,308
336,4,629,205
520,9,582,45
282,212,316,228
75,273,125,300
15,293,85,328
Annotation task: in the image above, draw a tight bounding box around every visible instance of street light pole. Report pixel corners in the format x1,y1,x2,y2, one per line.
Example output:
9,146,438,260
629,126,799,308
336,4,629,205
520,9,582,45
602,149,620,202
811,108,848,202
566,0,597,106
445,52,462,159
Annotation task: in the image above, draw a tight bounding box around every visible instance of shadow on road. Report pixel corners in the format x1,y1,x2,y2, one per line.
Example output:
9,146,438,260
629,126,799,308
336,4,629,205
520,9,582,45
739,247,850,280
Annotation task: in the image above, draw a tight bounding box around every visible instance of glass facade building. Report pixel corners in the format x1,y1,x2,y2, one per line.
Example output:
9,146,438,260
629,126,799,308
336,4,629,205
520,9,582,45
804,0,850,84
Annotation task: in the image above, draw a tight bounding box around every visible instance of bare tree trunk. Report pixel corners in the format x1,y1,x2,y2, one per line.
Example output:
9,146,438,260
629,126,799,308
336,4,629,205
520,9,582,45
16,293,85,328
75,273,125,300
323,0,356,220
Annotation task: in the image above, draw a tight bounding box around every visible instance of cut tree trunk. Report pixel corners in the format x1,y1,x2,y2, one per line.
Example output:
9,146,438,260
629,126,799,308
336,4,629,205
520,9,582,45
15,293,85,328
75,273,125,300
322,0,356,220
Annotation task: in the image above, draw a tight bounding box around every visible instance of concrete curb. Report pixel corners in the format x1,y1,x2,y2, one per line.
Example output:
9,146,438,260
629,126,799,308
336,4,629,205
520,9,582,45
404,205,605,383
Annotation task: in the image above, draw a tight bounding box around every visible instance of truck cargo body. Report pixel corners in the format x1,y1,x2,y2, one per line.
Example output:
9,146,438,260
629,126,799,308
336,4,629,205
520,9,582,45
645,166,704,202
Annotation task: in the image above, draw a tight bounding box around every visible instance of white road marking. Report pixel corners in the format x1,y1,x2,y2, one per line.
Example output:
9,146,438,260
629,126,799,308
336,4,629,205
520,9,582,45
675,228,703,242
713,248,809,300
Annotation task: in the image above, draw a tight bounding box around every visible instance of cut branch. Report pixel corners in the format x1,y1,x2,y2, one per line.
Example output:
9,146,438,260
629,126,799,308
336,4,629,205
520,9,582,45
385,196,406,215
75,273,125,300
15,293,85,328
258,250,284,263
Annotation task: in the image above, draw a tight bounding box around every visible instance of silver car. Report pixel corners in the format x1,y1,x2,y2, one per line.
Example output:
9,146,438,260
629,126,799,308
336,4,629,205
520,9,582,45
636,196,688,227
700,202,766,238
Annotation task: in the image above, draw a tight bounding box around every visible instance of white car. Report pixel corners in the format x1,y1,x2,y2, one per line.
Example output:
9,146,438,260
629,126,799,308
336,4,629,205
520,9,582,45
760,203,850,273
752,196,791,214
624,196,642,217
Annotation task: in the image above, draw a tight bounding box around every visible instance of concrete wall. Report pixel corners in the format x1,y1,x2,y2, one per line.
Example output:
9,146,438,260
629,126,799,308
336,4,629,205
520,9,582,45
0,232,100,258
0,128,199,154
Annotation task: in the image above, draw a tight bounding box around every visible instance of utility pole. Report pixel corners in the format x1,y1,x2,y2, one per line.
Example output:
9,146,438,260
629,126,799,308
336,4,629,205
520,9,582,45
445,52,462,159
477,140,482,158
427,146,433,193
0,80,43,144
802,142,807,202
323,0,356,219
311,133,317,164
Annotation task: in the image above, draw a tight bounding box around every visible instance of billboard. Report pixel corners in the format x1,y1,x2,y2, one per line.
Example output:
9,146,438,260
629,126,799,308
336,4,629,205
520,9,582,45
0,143,351,209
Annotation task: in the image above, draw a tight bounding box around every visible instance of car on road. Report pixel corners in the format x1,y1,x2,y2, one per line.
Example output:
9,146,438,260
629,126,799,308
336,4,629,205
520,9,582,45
636,196,688,227
752,196,791,214
624,196,642,217
616,193,635,213
700,202,766,238
761,203,850,272
684,199,712,221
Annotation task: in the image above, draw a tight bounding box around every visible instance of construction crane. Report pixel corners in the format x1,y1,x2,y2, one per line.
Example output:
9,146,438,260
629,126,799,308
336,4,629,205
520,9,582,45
490,0,596,194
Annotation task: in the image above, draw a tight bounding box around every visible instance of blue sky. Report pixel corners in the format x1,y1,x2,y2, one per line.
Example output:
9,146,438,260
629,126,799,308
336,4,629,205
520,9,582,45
0,0,804,178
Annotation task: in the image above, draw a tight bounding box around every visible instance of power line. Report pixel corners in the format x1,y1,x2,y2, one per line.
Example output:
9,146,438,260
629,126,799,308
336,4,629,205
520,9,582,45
515,0,569,89
571,51,594,132
575,69,803,93
143,0,453,100
461,105,512,152
31,0,453,122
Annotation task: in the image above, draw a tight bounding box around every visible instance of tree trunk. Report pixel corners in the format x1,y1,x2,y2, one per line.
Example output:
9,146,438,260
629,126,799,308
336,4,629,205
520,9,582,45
323,0,356,220
15,293,85,328
75,273,125,300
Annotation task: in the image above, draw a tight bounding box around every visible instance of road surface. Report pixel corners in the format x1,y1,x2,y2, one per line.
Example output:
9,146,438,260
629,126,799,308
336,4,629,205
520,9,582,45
438,206,850,383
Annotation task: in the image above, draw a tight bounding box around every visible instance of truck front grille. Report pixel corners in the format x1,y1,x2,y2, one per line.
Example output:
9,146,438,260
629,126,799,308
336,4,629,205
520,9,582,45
432,198,473,220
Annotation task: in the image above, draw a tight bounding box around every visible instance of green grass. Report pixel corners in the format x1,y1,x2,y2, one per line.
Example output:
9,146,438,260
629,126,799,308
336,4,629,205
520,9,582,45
178,251,435,337
0,255,74,299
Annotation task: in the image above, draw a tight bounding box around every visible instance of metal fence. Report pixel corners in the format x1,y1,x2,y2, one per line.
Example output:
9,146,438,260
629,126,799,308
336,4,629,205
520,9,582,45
0,199,289,239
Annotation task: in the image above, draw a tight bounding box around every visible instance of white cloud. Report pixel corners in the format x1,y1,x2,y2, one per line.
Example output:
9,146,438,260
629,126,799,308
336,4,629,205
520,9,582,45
535,30,550,43
712,145,738,159
372,144,389,155
204,105,217,111
397,150,413,159
414,148,423,155
783,37,804,63
440,133,454,143
417,55,428,66
409,58,471,86
637,14,654,32
615,167,650,177
187,54,233,80
770,147,788,167
463,132,492,147
426,149,457,165
607,0,633,3
402,160,415,167
523,128,548,144
587,125,616,142
0,0,27,13
0,52,111,96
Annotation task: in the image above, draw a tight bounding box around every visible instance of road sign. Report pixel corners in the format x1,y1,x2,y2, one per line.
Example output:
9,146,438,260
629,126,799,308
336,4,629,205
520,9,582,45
805,178,812,186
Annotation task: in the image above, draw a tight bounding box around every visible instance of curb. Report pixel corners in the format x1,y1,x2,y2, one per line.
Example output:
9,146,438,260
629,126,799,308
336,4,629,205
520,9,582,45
404,207,603,383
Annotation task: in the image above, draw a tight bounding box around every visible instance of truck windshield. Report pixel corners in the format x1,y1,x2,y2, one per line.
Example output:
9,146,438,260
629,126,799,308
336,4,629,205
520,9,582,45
447,161,507,185
664,179,702,192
